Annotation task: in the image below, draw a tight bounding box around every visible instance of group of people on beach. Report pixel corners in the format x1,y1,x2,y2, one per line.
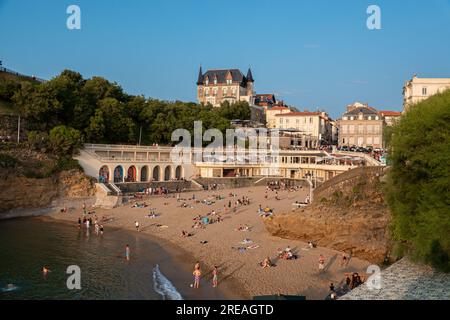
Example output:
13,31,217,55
192,262,218,289
78,216,104,235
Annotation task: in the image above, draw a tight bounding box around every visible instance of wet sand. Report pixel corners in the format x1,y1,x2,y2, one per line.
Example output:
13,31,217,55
49,185,371,300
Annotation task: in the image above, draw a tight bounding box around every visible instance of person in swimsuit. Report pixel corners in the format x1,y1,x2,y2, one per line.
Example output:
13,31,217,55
135,221,140,232
319,255,325,272
212,266,218,288
193,267,201,289
125,244,130,261
42,266,51,275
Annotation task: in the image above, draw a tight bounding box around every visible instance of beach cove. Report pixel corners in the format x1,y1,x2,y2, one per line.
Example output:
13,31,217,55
48,185,371,300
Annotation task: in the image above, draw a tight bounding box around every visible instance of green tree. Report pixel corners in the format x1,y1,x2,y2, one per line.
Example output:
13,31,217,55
385,90,450,272
218,101,251,120
48,125,83,156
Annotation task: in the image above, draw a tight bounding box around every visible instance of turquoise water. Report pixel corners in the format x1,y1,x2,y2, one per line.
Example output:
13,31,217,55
0,217,226,300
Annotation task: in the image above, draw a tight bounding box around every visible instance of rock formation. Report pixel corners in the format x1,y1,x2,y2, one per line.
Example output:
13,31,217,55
264,167,392,264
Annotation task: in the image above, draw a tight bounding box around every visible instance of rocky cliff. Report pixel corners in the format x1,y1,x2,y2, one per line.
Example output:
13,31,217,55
0,169,95,214
264,168,392,264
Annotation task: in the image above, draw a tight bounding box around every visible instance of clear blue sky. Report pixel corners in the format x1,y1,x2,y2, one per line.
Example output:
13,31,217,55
1,0,450,118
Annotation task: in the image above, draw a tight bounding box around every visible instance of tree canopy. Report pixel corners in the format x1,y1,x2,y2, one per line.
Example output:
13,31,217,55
7,69,251,146
385,90,450,272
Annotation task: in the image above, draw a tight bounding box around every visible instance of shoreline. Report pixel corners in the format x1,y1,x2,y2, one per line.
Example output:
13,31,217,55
44,185,372,300
36,215,248,300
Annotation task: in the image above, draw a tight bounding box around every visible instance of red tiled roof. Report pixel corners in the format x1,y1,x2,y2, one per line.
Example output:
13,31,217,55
379,110,402,116
269,106,290,111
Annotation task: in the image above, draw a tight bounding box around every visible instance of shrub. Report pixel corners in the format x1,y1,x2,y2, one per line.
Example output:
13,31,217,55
385,89,450,272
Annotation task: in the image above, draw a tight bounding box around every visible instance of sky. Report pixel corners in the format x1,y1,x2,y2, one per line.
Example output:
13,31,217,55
1,0,450,119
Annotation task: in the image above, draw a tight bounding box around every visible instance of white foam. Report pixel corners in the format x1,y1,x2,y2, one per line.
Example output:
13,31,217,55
152,264,183,300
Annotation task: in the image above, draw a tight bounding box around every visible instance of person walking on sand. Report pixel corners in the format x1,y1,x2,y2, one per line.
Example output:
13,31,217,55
125,244,131,261
135,221,140,232
318,254,325,272
212,266,218,288
78,217,81,229
193,267,201,289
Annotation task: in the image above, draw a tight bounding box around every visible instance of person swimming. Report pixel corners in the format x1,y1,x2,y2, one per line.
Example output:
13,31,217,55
1,283,19,292
42,266,51,275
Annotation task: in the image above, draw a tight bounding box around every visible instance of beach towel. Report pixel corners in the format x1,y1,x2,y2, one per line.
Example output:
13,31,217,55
247,244,260,250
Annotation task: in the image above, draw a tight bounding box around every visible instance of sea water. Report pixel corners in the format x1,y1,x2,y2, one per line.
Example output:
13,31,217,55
0,217,226,300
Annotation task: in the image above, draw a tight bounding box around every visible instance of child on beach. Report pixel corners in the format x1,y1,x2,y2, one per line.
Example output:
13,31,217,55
212,266,218,288
135,221,140,232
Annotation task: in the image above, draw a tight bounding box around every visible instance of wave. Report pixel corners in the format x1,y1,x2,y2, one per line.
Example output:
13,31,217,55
152,264,183,300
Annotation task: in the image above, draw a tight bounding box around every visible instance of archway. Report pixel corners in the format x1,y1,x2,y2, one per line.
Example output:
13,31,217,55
175,165,183,180
99,165,110,183
164,166,172,181
127,166,137,182
152,166,161,181
141,166,148,182
113,166,124,183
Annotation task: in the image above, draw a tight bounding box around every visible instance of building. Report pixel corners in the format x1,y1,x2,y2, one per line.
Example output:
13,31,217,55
337,102,383,148
265,105,291,129
403,75,450,112
196,67,254,107
379,110,402,126
274,111,333,145
254,94,277,109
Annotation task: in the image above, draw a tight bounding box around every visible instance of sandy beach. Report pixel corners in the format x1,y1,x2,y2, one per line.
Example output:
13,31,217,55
49,185,371,300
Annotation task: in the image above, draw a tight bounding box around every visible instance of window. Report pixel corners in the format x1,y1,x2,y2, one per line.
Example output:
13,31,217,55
226,79,232,85
368,116,372,120
205,88,209,96
358,114,363,120
342,125,348,134
286,119,290,124
374,137,380,145
205,79,209,85
358,125,364,134
223,87,227,95
213,88,217,96
279,118,283,124
296,119,300,124
422,87,427,96
349,125,355,134
214,79,217,85
343,116,348,120
367,125,373,133
367,137,373,145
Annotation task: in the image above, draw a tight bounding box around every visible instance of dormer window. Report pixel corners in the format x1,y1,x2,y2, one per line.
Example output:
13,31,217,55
226,79,232,85
214,78,217,85
205,78,209,86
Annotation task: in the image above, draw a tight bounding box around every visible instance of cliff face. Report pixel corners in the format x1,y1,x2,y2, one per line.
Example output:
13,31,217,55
0,169,95,214
264,168,391,264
